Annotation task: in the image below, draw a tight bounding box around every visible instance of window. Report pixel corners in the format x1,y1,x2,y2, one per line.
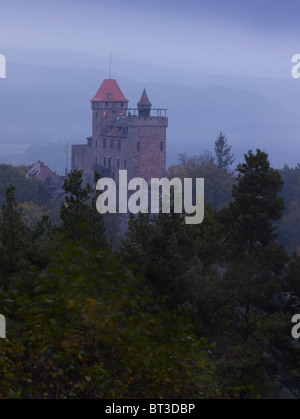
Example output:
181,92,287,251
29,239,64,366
110,139,114,149
108,158,111,169
117,159,120,169
124,160,127,169
160,142,164,152
95,112,98,119
124,127,128,135
137,142,140,152
121,102,124,108
118,140,121,150
104,158,106,167
108,94,113,100
105,102,108,108
95,156,98,165
103,138,106,149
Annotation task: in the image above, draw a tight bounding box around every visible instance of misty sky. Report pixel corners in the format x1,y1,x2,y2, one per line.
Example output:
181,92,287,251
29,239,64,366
1,0,300,78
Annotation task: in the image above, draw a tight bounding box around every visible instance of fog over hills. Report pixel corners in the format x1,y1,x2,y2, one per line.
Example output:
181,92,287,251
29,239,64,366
1,47,300,174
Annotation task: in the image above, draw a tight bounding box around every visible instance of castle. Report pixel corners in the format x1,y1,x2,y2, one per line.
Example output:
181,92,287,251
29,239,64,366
72,79,168,183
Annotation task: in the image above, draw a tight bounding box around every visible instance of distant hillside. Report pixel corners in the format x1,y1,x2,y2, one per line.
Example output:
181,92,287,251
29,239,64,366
1,55,300,173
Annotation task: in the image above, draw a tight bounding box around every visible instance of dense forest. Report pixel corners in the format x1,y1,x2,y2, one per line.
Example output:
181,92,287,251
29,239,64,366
1,137,300,399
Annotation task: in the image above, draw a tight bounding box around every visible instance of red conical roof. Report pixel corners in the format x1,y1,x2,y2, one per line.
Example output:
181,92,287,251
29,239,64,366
91,79,129,102
138,89,152,107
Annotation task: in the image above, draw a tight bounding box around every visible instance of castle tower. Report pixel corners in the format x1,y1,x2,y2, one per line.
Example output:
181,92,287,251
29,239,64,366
131,89,168,182
91,79,129,138
72,79,168,183
90,79,129,178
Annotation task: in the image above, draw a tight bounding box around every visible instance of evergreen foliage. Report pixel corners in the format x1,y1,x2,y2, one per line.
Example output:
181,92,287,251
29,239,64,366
0,150,300,399
214,132,235,175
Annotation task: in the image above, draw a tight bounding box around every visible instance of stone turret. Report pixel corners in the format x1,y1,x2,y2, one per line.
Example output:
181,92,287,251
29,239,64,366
137,89,152,119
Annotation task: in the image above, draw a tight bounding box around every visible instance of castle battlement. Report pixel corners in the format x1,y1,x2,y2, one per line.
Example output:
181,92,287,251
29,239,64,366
126,115,168,127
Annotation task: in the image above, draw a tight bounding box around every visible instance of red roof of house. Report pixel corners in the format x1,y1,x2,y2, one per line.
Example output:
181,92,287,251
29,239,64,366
138,89,152,107
91,79,129,102
26,161,55,182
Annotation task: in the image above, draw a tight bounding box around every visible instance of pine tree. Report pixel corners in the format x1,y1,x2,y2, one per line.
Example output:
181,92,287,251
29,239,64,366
217,150,290,398
60,170,107,248
0,186,29,291
214,132,235,174
0,186,52,294
120,212,202,310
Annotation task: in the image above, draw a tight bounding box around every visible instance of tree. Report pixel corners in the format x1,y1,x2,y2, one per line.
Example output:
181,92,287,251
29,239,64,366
178,151,214,169
214,132,235,175
277,165,300,253
168,154,233,210
120,212,202,310
0,186,32,292
228,149,284,247
216,150,290,398
60,170,107,248
0,237,217,399
0,164,52,207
